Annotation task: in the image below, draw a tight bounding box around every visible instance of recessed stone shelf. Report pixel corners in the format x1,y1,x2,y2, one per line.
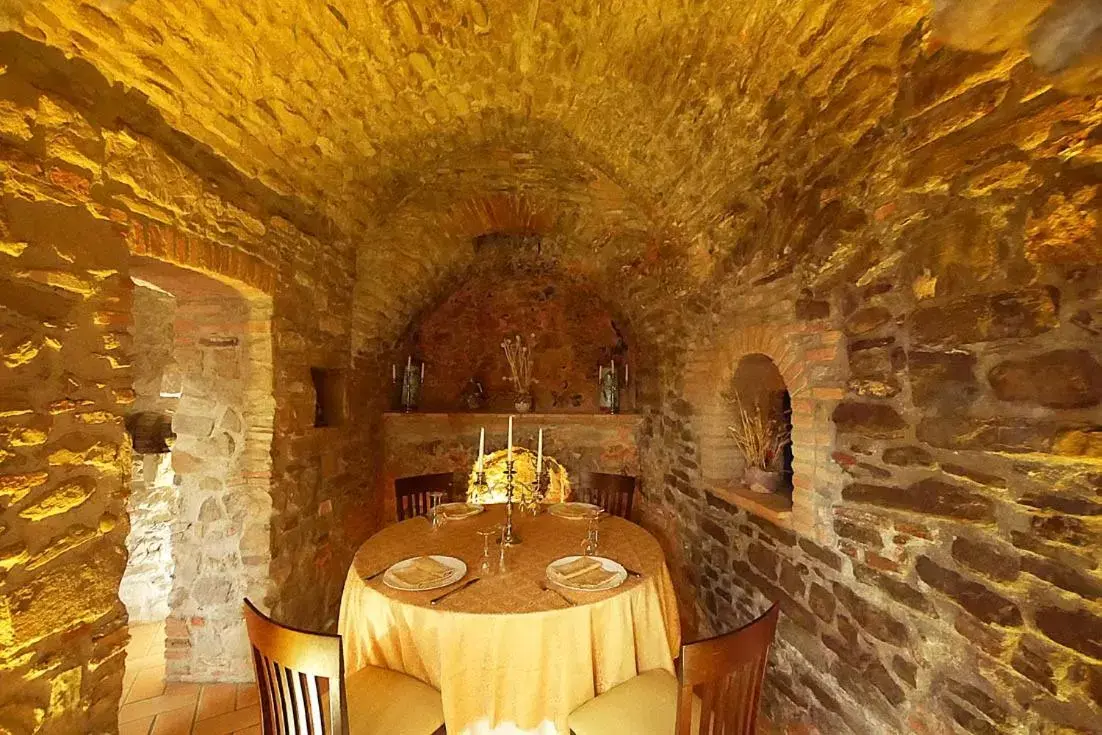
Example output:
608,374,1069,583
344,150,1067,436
707,484,794,528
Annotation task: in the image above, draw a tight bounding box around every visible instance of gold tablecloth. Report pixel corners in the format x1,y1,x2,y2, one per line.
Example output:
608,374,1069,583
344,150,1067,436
338,505,681,735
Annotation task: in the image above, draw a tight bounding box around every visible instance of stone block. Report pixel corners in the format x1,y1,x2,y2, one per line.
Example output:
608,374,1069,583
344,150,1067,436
833,519,882,548
808,583,835,622
853,564,936,615
843,478,994,521
915,556,1022,626
799,538,844,572
951,537,1020,582
832,401,907,438
908,288,1059,347
907,350,979,410
1020,555,1102,600
917,415,1101,457
882,445,935,467
1011,636,1056,693
988,349,1102,409
832,583,910,647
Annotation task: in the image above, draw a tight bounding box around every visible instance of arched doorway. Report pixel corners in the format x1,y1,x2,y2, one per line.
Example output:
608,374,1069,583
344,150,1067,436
122,257,274,682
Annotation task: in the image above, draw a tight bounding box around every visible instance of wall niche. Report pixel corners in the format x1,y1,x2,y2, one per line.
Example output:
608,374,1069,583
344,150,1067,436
726,353,794,501
406,262,637,413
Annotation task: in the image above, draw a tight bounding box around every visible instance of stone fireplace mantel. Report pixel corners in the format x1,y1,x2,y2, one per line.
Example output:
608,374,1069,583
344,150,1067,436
380,412,644,521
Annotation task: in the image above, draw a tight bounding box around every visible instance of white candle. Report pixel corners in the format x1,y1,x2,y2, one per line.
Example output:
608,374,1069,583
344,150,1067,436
407,355,412,369
536,428,543,476
420,361,425,381
392,364,396,381
507,416,513,461
624,363,628,384
611,358,615,375
477,427,485,472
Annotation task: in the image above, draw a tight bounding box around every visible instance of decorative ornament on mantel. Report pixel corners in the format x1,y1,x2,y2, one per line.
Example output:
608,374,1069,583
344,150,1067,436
502,334,536,413
728,398,791,494
598,359,627,414
392,356,425,413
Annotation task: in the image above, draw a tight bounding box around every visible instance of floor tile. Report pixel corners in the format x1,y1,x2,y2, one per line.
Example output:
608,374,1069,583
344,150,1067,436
119,715,154,735
234,684,259,710
231,727,261,735
190,704,260,735
195,683,238,723
150,704,195,735
127,664,167,703
119,693,201,725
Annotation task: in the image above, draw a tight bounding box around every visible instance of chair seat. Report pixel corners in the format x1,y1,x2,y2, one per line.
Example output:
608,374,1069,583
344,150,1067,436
568,669,701,735
346,665,445,735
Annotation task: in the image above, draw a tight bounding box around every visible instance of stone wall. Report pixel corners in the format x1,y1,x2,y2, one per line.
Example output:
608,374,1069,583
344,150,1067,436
0,37,367,732
118,283,177,624
635,28,1102,735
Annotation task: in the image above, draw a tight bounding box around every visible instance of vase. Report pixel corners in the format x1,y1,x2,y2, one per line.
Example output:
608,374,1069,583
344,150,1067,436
745,467,781,494
513,391,533,413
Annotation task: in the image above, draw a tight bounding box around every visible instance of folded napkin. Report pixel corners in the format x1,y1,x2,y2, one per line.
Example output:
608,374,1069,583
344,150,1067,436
570,566,617,589
552,557,602,581
393,556,453,588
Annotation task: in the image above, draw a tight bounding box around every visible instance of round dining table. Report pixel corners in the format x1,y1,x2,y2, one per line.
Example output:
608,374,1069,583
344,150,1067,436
338,504,681,735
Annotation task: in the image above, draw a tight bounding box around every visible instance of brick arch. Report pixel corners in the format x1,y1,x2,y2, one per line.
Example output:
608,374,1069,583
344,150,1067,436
683,323,846,540
127,220,277,296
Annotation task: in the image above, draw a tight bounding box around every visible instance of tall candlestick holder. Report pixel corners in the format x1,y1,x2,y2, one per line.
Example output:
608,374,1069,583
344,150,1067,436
501,458,522,546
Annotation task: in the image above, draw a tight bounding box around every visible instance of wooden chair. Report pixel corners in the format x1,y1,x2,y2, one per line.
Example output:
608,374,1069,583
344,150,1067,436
243,599,445,735
568,605,780,735
394,473,453,522
579,472,637,519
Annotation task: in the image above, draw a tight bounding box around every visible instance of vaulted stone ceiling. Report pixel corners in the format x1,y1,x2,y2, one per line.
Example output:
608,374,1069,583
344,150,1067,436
8,0,927,239
5,0,1100,353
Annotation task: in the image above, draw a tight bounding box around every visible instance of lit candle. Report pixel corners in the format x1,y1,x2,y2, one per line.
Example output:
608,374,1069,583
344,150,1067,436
536,428,543,476
477,427,485,473
507,415,513,461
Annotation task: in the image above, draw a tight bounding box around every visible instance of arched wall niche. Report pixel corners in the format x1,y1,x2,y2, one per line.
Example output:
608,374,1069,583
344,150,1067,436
726,353,795,499
399,250,642,414
683,323,847,541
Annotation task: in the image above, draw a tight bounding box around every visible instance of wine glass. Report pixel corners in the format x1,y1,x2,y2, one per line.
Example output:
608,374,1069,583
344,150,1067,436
477,525,502,576
581,507,600,556
429,491,446,532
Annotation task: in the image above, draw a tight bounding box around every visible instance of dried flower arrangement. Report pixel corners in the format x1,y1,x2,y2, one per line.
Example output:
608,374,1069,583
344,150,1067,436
501,334,536,392
727,398,791,471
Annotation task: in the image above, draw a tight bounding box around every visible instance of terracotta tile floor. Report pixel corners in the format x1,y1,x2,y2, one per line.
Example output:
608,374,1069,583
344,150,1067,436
120,622,261,735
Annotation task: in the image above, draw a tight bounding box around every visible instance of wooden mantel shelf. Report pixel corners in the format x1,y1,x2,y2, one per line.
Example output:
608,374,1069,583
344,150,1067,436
707,483,794,527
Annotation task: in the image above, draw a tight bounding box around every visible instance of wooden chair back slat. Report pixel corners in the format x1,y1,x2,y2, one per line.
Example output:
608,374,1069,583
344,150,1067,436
395,473,453,522
243,599,348,735
579,472,636,519
675,605,779,735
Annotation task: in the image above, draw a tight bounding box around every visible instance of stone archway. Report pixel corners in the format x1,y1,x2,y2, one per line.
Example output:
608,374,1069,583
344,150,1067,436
123,256,274,682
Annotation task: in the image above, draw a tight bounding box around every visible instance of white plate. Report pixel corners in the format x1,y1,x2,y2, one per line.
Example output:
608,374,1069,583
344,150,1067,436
546,555,627,592
438,502,483,520
383,555,467,592
548,502,602,520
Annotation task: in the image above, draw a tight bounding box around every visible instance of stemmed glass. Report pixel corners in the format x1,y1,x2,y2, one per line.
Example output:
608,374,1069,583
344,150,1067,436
581,507,600,556
477,525,502,576
429,491,446,532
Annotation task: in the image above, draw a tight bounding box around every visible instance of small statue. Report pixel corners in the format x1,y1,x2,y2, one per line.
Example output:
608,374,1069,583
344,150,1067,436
598,364,620,414
460,378,487,410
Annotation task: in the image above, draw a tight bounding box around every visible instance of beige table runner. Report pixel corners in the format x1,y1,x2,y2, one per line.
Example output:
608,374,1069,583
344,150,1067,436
338,505,681,735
